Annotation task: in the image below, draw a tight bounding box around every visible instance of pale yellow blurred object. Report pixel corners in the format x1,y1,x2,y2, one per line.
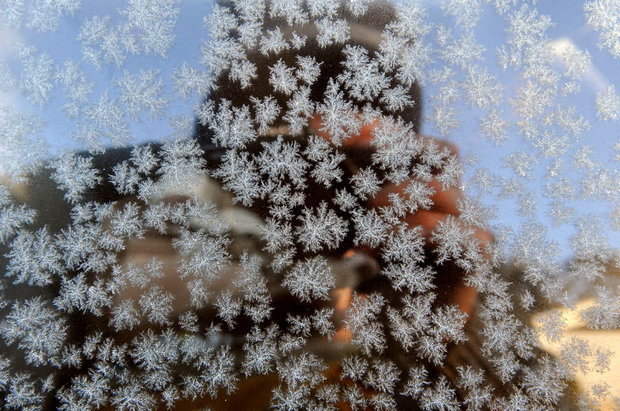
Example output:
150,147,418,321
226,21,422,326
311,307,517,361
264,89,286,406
533,298,620,410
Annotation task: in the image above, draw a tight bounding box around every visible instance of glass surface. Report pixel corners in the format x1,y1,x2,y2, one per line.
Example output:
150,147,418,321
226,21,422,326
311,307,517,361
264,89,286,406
0,0,618,409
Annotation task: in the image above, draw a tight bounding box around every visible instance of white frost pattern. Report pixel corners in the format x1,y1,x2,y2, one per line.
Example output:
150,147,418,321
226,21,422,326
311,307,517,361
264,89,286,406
0,0,618,409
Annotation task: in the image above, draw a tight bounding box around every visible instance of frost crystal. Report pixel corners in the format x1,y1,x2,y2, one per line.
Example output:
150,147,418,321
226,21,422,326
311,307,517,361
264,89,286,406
0,0,617,409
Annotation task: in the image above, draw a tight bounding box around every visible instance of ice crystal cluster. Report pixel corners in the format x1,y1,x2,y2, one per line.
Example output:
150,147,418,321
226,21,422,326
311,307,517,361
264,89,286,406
0,0,619,409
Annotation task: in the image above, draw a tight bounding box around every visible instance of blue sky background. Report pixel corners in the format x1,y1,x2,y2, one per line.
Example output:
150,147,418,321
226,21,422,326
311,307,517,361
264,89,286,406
1,0,618,262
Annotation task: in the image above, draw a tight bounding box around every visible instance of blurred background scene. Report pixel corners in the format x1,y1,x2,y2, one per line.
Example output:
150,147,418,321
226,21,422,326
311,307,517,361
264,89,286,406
0,0,618,409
